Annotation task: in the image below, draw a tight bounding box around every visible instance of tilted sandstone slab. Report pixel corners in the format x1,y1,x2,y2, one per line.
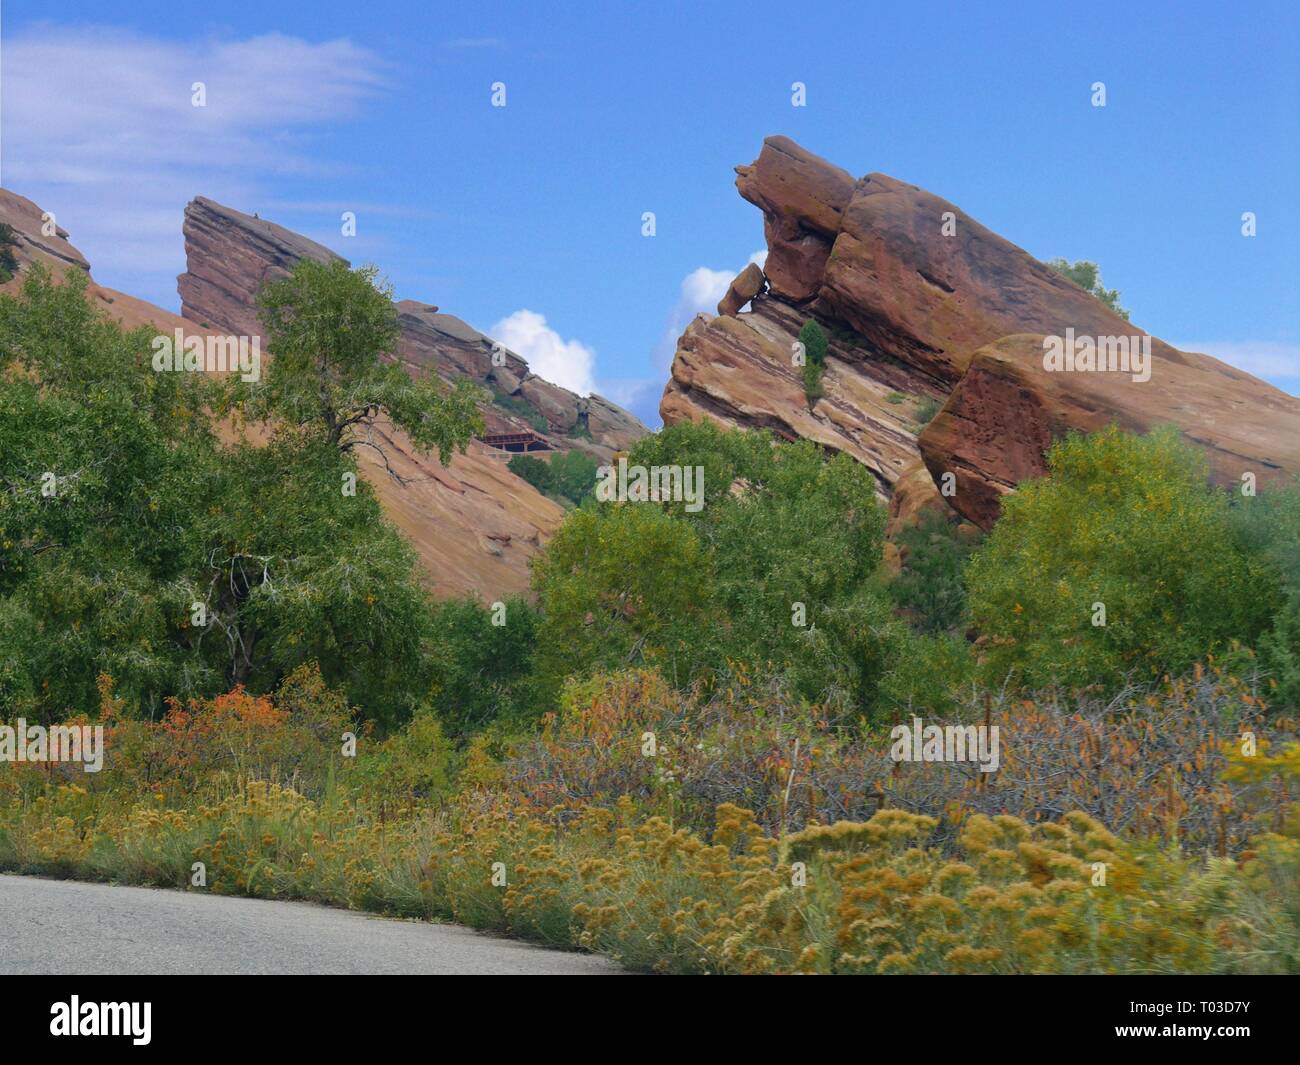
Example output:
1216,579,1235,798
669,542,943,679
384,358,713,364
661,296,940,496
179,197,343,339
0,188,91,274
815,171,1177,388
0,188,220,336
665,136,1300,530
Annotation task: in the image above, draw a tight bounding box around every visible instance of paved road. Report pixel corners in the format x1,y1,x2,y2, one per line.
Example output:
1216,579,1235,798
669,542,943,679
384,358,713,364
0,873,622,975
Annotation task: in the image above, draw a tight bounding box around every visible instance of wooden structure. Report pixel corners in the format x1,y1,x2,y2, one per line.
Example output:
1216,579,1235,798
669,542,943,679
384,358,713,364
478,431,554,454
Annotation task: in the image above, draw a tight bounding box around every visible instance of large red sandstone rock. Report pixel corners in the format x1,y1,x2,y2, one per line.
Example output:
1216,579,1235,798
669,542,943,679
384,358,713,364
919,334,1300,527
178,197,343,339
664,136,1300,529
0,189,91,274
815,172,1188,388
661,297,937,496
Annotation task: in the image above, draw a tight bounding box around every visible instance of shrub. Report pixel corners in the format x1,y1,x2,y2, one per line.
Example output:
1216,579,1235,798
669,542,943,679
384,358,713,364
1229,477,1300,710
547,449,599,504
1045,258,1129,320
499,666,1296,852
3,679,1296,973
426,596,544,736
914,395,942,426
507,454,552,494
889,510,979,635
798,319,827,406
967,425,1278,691
492,388,549,433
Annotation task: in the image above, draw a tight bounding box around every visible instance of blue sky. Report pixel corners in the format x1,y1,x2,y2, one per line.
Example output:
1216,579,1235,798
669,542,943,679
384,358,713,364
4,0,1298,422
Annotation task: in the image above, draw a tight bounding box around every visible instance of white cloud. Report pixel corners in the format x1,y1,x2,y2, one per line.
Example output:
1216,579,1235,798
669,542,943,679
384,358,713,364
490,309,599,397
2,25,388,302
653,250,767,368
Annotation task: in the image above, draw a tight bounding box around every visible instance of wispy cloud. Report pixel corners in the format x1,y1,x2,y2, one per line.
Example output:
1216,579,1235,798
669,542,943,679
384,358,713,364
2,24,389,302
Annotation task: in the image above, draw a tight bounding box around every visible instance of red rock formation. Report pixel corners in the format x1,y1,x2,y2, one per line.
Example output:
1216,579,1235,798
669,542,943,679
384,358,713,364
717,262,765,317
1,189,567,601
178,197,646,463
920,334,1300,527
735,135,854,302
663,136,1300,528
178,197,342,340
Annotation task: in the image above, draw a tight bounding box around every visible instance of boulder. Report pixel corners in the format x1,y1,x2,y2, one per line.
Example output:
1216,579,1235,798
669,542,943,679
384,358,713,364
717,261,765,317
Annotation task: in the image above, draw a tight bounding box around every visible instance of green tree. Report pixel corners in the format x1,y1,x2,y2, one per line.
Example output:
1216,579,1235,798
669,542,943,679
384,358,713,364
547,450,599,504
889,510,980,635
508,450,598,505
538,422,903,716
425,596,545,735
1046,258,1129,320
966,425,1278,691
0,223,20,284
533,504,714,692
0,267,220,715
507,454,554,496
0,266,450,727
1230,477,1300,709
250,258,484,475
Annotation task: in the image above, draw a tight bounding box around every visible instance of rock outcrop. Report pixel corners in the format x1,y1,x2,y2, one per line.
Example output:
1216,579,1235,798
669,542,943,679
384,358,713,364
178,198,646,463
735,136,855,302
0,188,91,275
1,189,569,600
0,188,210,336
662,136,1300,528
179,197,342,339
